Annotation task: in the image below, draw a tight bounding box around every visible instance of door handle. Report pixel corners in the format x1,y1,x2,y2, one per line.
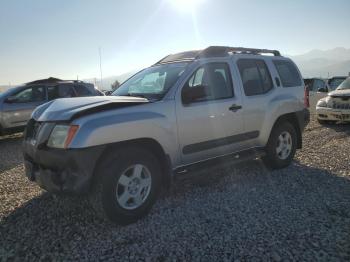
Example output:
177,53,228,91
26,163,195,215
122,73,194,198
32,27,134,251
229,104,242,112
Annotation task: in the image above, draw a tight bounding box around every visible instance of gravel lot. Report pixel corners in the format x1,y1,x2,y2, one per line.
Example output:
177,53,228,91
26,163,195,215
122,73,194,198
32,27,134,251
0,116,349,261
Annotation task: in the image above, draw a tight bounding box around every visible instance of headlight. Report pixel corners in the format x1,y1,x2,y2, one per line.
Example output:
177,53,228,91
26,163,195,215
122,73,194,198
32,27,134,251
47,125,79,148
316,100,328,108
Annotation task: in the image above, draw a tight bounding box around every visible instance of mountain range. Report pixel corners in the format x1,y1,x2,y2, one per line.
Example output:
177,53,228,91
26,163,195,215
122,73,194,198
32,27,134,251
99,47,350,89
1,47,349,92
289,47,350,78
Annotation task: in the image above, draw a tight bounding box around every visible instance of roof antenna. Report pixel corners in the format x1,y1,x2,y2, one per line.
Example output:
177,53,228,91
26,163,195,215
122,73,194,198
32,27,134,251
99,47,103,89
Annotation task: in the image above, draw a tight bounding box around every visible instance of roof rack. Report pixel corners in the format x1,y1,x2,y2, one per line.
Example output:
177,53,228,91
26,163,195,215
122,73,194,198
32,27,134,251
25,77,87,86
154,50,201,65
154,46,281,65
26,77,62,85
198,46,281,57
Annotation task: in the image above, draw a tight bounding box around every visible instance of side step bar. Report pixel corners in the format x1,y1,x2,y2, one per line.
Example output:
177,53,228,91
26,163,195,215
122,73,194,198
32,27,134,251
174,148,265,175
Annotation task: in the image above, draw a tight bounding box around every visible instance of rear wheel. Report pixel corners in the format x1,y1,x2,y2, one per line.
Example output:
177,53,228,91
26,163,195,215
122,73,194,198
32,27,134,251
262,121,297,169
89,147,161,225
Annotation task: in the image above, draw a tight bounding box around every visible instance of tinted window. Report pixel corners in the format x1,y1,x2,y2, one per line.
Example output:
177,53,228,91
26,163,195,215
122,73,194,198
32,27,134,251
312,79,326,91
74,85,92,96
183,62,233,102
58,84,76,98
47,86,59,100
237,59,273,96
273,60,302,87
328,77,346,90
13,86,45,103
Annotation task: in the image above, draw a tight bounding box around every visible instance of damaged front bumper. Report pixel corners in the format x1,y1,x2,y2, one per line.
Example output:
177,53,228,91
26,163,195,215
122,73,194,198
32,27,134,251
23,120,105,194
316,107,350,122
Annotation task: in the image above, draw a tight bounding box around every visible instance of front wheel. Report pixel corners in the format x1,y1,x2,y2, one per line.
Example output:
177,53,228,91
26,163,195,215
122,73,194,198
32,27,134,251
89,147,161,225
262,121,297,169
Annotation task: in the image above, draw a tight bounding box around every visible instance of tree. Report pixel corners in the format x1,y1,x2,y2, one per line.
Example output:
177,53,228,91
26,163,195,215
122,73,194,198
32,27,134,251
111,80,121,91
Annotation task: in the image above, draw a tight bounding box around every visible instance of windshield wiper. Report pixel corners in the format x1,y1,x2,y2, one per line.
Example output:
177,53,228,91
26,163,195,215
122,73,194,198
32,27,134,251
127,93,147,98
127,93,163,101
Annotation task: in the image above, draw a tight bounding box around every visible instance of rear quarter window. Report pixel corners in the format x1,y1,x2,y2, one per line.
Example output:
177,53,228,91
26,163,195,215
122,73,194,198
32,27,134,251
273,60,302,87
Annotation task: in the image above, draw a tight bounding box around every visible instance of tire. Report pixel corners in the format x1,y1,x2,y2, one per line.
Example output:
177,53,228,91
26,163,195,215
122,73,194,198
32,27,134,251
262,121,297,169
89,147,162,225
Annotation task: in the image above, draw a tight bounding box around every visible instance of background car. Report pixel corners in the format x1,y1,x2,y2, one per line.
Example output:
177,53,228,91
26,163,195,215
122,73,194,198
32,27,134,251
0,77,103,135
304,78,328,113
316,77,350,124
327,76,347,91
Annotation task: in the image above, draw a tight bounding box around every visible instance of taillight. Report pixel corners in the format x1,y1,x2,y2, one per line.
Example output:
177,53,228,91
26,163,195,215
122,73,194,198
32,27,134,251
304,86,310,108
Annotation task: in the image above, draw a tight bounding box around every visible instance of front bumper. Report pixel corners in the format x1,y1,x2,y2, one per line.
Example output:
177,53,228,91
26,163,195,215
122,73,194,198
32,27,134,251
316,107,350,122
23,120,105,194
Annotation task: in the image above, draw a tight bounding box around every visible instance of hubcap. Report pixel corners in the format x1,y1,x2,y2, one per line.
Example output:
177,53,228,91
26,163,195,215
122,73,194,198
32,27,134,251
116,164,152,210
276,131,292,160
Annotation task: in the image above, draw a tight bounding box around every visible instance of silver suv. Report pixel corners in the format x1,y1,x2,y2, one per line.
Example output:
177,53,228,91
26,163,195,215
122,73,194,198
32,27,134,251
0,78,103,135
23,46,309,224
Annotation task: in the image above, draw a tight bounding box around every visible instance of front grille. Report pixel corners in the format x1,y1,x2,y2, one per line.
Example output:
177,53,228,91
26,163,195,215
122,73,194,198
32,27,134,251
332,103,350,110
331,114,350,120
25,119,41,139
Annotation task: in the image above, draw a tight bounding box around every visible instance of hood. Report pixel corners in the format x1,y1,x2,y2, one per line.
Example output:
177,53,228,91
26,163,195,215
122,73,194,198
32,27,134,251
328,89,350,97
33,96,149,122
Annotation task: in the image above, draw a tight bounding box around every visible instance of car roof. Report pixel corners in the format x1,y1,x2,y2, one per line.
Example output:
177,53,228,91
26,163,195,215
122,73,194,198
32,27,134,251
25,77,89,86
153,46,282,66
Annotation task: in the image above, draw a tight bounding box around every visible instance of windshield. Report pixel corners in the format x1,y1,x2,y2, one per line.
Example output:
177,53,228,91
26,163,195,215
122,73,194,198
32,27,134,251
328,77,346,90
336,77,350,90
0,86,19,98
112,63,188,99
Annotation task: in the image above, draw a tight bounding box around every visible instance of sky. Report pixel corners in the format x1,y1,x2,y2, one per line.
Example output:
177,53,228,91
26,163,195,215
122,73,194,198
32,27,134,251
0,0,349,85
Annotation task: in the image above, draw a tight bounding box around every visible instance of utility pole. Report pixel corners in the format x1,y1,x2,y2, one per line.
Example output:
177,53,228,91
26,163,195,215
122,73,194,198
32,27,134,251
99,47,103,89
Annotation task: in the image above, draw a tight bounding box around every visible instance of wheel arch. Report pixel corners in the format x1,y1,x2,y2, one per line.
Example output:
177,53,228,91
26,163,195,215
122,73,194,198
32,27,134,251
91,138,172,190
270,112,302,149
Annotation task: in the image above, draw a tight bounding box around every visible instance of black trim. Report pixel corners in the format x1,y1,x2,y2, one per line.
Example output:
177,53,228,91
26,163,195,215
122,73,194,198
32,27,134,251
183,131,259,154
70,101,149,120
296,108,310,132
23,141,106,194
175,147,266,174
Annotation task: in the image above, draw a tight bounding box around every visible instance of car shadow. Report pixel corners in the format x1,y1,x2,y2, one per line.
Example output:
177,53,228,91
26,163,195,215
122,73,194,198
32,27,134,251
1,160,349,260
321,121,350,134
0,133,24,172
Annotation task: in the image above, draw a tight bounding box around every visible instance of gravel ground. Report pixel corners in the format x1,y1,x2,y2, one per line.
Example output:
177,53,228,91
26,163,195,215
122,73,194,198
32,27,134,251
0,116,349,261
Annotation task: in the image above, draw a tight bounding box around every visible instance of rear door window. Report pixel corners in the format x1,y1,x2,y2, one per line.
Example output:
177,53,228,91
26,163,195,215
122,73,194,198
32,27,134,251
237,59,273,96
273,60,302,87
58,84,76,98
47,86,59,100
74,85,93,96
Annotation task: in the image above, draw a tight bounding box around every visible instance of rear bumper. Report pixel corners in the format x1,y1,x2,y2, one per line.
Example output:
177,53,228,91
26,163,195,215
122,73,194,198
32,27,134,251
316,107,350,122
23,128,105,194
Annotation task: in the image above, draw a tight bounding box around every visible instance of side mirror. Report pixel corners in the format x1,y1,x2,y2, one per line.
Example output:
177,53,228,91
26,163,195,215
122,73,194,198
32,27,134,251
5,96,17,103
182,85,208,104
317,87,327,93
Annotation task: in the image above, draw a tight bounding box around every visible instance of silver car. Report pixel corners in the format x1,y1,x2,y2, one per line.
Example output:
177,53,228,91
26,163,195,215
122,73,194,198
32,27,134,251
0,78,102,135
23,47,310,224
